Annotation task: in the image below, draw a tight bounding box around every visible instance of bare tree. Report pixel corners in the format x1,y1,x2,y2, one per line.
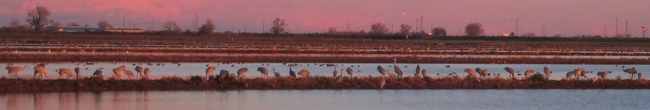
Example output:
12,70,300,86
327,27,337,34
163,21,182,33
399,24,412,35
198,19,215,35
271,18,287,34
465,23,484,36
26,6,50,32
432,27,447,36
49,20,61,27
98,21,112,28
370,22,389,35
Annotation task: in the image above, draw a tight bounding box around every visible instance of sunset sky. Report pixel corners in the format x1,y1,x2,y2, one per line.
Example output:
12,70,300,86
1,0,649,37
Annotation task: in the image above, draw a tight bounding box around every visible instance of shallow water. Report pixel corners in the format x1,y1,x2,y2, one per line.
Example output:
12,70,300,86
2,62,647,80
1,90,648,110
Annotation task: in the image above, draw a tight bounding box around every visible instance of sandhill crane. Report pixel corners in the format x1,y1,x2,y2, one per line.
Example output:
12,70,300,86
335,69,344,82
377,65,387,77
124,70,135,79
388,69,397,79
464,68,480,82
623,67,637,79
93,68,103,78
143,68,150,80
257,67,269,78
504,67,515,78
415,65,421,77
298,69,310,78
479,70,488,78
237,68,249,79
333,66,338,77
393,58,403,77
596,71,611,79
639,73,643,80
346,67,354,77
206,66,216,79
422,69,428,77
566,70,577,80
112,65,127,80
135,66,143,78
544,66,552,79
33,64,47,79
219,70,230,81
272,68,280,77
578,70,588,79
574,68,585,79
524,70,535,79
74,67,80,79
57,68,73,79
289,66,296,78
7,65,29,78
475,67,483,75
112,68,121,80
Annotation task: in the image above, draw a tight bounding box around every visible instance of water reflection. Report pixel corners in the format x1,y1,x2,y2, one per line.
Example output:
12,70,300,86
2,90,650,110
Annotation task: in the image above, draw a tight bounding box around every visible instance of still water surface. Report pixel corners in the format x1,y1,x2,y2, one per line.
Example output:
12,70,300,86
1,90,648,110
2,63,648,80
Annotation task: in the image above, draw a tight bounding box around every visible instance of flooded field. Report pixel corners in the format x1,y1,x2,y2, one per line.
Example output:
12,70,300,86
1,90,649,110
2,62,647,80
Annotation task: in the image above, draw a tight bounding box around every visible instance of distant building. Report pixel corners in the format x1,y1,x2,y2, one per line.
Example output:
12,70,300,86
45,26,143,33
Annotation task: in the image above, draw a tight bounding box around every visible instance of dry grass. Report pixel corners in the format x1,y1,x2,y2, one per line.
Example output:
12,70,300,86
1,75,649,93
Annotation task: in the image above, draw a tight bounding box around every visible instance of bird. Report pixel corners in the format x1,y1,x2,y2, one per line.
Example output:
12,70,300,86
377,65,387,77
57,68,74,79
237,68,249,79
422,69,428,77
566,70,577,80
112,68,121,80
335,69,344,82
298,69,310,78
543,66,552,80
219,70,230,81
524,70,535,79
346,67,354,77
464,68,480,82
257,67,269,78
112,65,127,80
578,70,588,79
333,66,338,77
393,58,403,77
414,65,421,77
206,66,216,79
475,67,483,75
504,67,515,78
93,68,103,78
272,68,280,77
124,70,135,79
638,73,643,80
574,68,585,79
33,64,47,79
596,71,611,79
74,67,81,79
623,67,638,79
143,68,150,80
7,65,28,78
479,69,488,78
135,66,144,78
289,66,296,78
388,70,397,79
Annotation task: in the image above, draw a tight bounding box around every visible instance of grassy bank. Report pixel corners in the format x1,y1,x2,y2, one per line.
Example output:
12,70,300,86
1,75,649,93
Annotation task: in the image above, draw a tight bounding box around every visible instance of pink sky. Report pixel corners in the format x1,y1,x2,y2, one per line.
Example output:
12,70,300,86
1,0,649,37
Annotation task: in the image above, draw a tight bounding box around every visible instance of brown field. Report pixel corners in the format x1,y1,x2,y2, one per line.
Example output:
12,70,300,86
1,75,649,93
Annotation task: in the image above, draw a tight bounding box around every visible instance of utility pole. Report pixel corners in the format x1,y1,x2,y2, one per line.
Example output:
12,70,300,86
616,18,618,36
122,17,125,28
542,25,546,37
516,19,518,36
642,26,647,38
261,20,264,33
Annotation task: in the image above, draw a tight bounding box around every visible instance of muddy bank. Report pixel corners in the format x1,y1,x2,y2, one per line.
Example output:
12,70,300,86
1,53,649,64
1,76,649,93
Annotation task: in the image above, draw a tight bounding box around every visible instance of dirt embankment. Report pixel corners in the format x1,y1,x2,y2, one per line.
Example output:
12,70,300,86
1,76,649,93
1,53,649,64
